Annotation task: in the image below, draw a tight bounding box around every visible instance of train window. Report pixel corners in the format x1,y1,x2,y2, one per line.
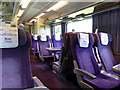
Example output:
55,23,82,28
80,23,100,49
54,25,61,39
67,18,93,33
45,25,51,38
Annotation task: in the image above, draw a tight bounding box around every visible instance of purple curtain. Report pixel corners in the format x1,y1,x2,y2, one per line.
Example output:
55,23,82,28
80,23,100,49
61,22,67,36
93,8,120,54
50,25,54,36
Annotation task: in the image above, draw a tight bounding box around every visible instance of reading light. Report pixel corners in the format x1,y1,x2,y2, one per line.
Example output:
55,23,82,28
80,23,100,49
21,0,31,8
17,10,24,17
46,0,68,12
36,13,45,19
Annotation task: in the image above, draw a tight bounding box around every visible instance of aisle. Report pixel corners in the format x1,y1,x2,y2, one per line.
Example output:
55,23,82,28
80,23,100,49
30,53,79,89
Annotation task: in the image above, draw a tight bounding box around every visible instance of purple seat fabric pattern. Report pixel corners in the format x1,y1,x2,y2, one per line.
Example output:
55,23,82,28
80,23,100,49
38,36,54,59
31,35,39,54
52,35,63,55
93,33,119,76
2,30,33,88
52,33,75,74
70,32,120,89
52,35,63,48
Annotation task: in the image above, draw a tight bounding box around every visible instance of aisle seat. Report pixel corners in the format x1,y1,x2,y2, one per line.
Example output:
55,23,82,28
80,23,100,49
52,35,63,56
38,35,54,61
31,35,39,55
70,32,120,89
52,33,74,75
1,28,48,89
92,33,120,77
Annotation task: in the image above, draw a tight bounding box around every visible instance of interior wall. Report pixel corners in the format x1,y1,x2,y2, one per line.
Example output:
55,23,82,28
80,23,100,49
34,21,38,34
33,18,51,38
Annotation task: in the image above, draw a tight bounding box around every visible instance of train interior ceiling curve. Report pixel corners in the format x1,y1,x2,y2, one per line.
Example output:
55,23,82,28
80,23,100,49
1,0,120,89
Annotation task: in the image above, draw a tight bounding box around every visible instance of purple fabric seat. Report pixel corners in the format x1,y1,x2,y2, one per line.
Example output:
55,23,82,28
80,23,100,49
93,33,120,76
70,32,120,89
84,73,120,89
31,35,39,55
52,46,65,73
52,35,63,55
52,33,75,75
38,35,54,61
2,29,33,88
52,35,63,48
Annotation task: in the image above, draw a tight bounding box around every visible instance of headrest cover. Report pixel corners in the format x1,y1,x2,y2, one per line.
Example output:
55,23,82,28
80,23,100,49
0,26,18,48
78,33,89,48
100,32,108,45
40,35,47,41
55,35,61,41
33,35,38,40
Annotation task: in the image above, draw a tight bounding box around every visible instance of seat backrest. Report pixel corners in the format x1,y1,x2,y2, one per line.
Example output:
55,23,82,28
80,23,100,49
94,33,118,72
70,32,100,75
52,35,63,48
59,32,75,73
38,35,51,56
63,32,73,59
2,29,33,88
31,35,39,53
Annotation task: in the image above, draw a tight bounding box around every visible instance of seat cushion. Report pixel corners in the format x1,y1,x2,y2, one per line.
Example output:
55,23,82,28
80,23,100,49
32,40,38,53
84,74,120,89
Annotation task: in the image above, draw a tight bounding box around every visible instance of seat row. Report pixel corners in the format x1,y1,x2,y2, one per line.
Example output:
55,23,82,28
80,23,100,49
2,29,48,89
52,32,120,89
31,35,63,61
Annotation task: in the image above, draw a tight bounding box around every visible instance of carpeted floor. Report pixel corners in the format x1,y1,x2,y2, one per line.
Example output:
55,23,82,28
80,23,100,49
30,53,80,89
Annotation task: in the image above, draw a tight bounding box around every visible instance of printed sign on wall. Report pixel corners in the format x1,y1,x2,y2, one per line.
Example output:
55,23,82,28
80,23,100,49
0,26,18,48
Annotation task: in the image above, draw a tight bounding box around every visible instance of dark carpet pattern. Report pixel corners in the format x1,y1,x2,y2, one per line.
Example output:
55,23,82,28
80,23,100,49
30,53,80,89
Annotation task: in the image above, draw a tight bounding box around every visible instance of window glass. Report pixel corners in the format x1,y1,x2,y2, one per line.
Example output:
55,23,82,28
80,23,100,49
55,25,61,35
54,25,61,40
67,18,93,33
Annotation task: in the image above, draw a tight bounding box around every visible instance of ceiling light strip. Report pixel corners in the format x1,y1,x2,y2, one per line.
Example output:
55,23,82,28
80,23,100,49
46,0,68,12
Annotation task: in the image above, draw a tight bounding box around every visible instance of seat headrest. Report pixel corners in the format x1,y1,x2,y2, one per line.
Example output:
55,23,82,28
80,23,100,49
33,35,38,40
99,32,109,45
77,33,89,48
0,27,27,48
54,35,62,41
39,35,49,42
77,32,94,48
40,35,47,41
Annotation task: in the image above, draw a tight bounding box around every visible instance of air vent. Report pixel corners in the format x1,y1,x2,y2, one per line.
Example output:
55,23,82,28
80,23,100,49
32,2,49,9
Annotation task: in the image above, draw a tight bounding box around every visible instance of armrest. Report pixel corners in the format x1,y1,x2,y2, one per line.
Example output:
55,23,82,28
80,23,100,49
33,76,44,86
112,64,120,74
112,64,120,70
32,76,48,89
31,48,34,51
74,68,96,79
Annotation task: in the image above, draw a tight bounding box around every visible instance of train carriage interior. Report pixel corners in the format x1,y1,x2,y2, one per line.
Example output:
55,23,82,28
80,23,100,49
1,0,120,89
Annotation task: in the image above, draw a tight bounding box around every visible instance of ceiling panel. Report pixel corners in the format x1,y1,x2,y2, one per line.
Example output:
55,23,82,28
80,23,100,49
19,2,98,23
42,2,93,23
32,2,49,9
20,2,55,22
